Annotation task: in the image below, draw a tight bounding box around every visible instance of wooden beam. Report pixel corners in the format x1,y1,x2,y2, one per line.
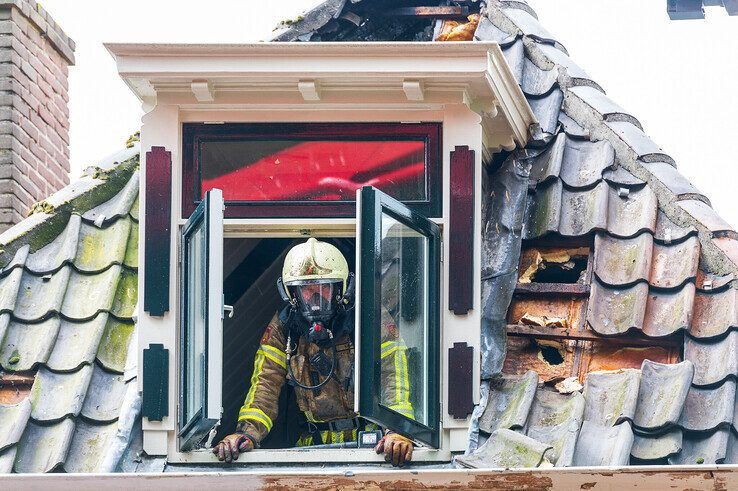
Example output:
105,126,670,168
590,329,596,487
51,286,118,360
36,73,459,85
506,324,682,347
383,6,468,18
514,282,590,296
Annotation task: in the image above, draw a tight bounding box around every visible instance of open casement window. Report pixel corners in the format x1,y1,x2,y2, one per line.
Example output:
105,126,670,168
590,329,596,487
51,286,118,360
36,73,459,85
356,186,441,449
179,189,224,451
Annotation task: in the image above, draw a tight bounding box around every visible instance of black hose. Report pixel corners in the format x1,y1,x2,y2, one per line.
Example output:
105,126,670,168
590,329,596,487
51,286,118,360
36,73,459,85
286,333,338,391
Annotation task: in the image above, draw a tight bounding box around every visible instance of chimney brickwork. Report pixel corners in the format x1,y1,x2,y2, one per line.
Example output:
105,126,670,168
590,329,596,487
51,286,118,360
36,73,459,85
0,0,74,232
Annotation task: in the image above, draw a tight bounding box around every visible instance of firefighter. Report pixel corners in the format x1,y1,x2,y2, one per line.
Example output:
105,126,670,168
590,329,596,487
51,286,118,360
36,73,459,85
213,238,415,467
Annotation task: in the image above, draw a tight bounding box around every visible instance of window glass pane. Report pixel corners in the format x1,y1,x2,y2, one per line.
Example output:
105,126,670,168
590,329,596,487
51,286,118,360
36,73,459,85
379,213,428,426
184,223,206,423
200,140,426,202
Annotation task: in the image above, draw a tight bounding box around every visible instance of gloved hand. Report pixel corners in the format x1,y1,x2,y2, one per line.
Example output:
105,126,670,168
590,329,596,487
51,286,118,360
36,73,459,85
212,432,254,463
375,431,413,467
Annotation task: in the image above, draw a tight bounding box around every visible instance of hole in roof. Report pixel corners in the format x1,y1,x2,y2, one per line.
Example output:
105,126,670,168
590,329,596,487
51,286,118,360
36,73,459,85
538,344,565,366
519,247,589,284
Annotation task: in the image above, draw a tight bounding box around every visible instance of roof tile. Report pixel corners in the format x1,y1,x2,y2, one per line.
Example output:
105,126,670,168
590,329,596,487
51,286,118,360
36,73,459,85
582,369,640,426
474,14,517,45
684,332,738,387
570,86,641,129
528,89,564,139
631,428,682,462
572,421,633,466
0,317,61,372
593,232,652,287
0,447,16,473
558,182,609,236
690,288,737,339
524,179,561,239
479,370,538,433
80,366,129,423
668,428,730,465
633,360,693,431
13,267,71,322
0,399,31,451
111,270,138,320
642,284,695,338
645,161,705,201
24,215,80,274
46,314,108,373
73,219,132,273
60,267,121,321
606,184,658,238
82,171,139,227
603,166,646,188
63,420,119,473
587,280,648,335
606,121,671,164
649,237,700,289
457,428,554,468
677,200,734,235
525,389,584,466
678,381,736,432
0,268,23,314
96,318,135,374
29,365,93,422
559,139,615,189
503,7,558,45
13,418,75,473
521,57,558,96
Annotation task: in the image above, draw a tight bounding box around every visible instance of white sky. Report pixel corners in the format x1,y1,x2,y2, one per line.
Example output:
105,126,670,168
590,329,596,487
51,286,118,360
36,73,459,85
39,0,738,226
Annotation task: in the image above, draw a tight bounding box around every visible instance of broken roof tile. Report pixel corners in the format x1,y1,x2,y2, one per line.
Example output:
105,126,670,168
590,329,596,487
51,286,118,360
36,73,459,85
0,317,61,372
684,332,738,387
527,133,563,184
73,219,132,273
587,280,648,336
690,288,737,339
60,266,121,321
96,318,135,374
633,360,693,431
14,418,75,473
24,215,80,274
642,284,695,338
582,369,640,427
80,365,128,423
559,139,614,189
606,184,658,238
558,182,609,236
631,428,682,462
479,370,538,433
572,421,633,466
46,314,108,373
13,267,71,322
456,428,553,469
29,365,93,422
528,89,564,139
593,232,652,287
654,210,697,244
570,85,641,129
525,389,584,466
63,419,119,473
82,171,139,227
678,199,734,235
668,428,730,465
678,381,736,432
649,237,700,289
0,398,31,451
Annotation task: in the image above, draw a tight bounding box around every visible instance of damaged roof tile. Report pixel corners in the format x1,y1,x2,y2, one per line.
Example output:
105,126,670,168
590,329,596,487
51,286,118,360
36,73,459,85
524,389,584,466
582,369,640,427
633,360,693,431
479,370,538,433
456,428,553,469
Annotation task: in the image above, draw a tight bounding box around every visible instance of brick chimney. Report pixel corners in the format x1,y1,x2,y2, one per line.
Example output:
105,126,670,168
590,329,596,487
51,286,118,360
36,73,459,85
0,0,74,232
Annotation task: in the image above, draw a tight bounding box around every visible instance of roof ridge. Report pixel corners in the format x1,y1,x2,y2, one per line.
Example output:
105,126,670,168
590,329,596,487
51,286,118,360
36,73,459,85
484,2,738,275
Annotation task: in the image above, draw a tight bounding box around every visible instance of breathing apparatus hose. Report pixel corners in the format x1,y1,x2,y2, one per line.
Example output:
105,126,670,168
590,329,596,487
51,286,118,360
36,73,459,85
285,330,338,391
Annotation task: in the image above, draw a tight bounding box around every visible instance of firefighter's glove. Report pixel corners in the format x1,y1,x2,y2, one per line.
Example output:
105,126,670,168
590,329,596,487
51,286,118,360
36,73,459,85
375,431,413,467
212,432,254,463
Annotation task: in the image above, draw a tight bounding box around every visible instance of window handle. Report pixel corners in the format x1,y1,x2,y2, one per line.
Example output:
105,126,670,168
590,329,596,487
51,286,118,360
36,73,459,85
223,304,234,319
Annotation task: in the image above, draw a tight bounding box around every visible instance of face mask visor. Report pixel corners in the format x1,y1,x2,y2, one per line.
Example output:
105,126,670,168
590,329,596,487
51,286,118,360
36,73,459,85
286,279,343,324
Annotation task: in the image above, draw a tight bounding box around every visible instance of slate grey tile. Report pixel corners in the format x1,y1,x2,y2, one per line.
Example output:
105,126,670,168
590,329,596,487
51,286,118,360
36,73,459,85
537,43,595,88
0,398,31,451
30,365,93,422
129,194,139,222
593,232,652,287
0,314,8,348
525,389,584,466
481,272,517,378
0,317,61,371
25,215,80,274
0,266,23,314
678,380,736,432
96,318,135,374
583,369,640,427
654,210,697,244
587,280,648,336
559,138,614,189
456,428,553,469
503,7,558,45
572,421,633,466
64,419,119,473
81,365,128,423
479,370,538,433
111,269,137,320
73,218,132,273
678,199,734,234
82,171,139,226
13,267,71,322
0,446,16,473
606,121,670,163
60,266,121,321
633,360,693,431
603,166,646,188
475,14,518,45
502,39,524,85
14,418,75,473
690,288,737,339
524,179,561,239
649,237,700,289
521,57,558,96
46,314,108,373
631,428,682,461
645,161,705,200
123,221,138,269
558,181,609,236
606,184,658,238
571,86,641,130
668,428,731,465
0,245,29,275
726,431,738,464
527,133,563,184
642,284,696,338
558,111,589,138
528,89,563,138
684,331,738,387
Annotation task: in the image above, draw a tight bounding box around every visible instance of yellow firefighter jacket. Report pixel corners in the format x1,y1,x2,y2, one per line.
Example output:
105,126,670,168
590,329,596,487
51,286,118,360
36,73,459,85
237,310,413,446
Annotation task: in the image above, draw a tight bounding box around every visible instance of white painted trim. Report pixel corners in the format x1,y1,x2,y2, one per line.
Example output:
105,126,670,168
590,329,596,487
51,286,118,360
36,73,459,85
190,81,214,102
206,189,224,423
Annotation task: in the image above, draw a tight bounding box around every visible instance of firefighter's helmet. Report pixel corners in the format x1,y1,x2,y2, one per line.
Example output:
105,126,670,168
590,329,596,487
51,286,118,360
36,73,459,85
281,238,349,324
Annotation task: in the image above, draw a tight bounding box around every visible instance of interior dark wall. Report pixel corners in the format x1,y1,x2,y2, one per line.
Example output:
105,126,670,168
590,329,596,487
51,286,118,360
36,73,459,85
217,237,356,447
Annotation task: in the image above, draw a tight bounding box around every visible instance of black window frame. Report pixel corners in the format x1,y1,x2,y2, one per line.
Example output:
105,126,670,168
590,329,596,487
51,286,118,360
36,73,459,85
182,122,443,219
358,186,441,448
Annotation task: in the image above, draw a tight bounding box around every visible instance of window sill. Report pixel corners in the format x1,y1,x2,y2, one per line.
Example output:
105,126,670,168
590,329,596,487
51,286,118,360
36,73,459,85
167,447,452,464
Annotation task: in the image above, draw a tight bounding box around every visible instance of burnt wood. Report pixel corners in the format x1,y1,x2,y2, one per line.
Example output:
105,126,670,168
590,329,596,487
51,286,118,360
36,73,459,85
384,6,469,18
447,342,474,419
506,324,682,347
448,146,475,315
144,146,172,317
513,282,591,296
142,343,169,421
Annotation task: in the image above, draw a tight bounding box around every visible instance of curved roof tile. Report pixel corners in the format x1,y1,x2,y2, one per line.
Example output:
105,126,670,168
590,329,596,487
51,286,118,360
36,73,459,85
633,359,693,431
